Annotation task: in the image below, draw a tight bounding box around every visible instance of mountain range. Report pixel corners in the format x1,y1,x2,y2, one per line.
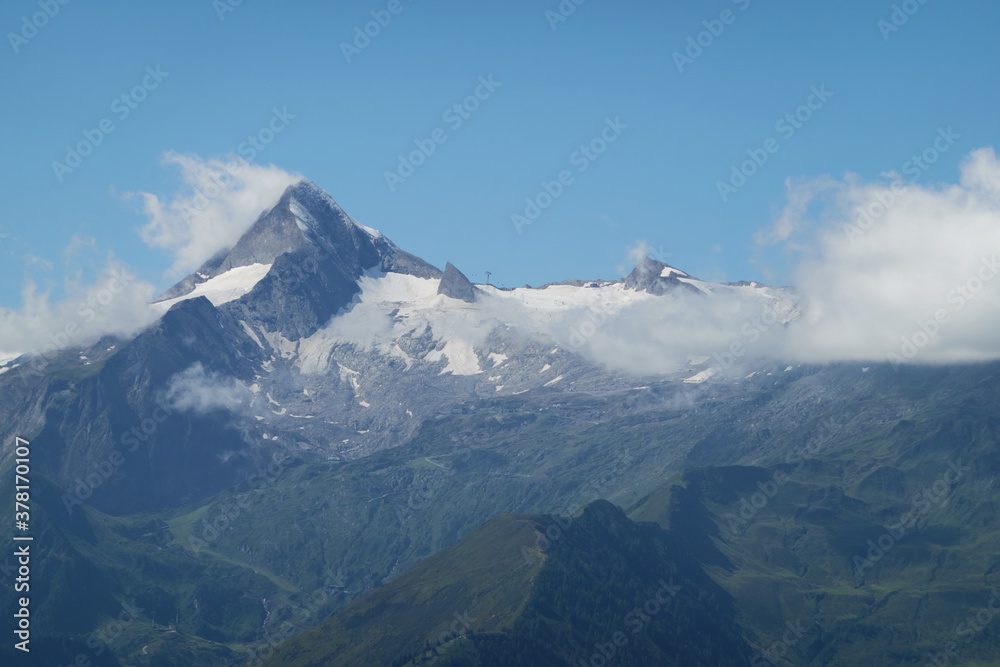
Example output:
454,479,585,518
1,180,998,666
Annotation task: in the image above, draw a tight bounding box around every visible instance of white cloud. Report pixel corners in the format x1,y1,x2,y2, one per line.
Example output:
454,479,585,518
0,153,300,361
164,362,251,415
755,174,837,247
318,301,395,350
615,240,651,279
765,146,1000,365
127,151,301,276
0,254,159,360
625,240,651,266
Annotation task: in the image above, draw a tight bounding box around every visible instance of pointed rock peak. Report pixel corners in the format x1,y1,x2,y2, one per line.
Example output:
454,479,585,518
283,178,327,200
279,180,354,220
156,179,381,303
632,256,688,279
155,178,442,309
437,262,478,302
274,179,383,243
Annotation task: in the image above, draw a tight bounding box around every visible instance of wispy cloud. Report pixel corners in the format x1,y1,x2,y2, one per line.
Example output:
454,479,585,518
126,151,300,277
164,362,251,415
0,243,158,360
0,153,299,359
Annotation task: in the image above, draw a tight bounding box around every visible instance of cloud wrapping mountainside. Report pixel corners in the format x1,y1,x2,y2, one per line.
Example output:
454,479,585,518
130,151,301,277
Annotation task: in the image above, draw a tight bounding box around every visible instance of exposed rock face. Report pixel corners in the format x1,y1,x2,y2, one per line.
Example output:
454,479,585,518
437,262,478,303
624,256,704,296
158,179,442,340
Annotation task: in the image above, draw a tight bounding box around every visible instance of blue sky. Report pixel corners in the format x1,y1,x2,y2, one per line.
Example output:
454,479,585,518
0,0,997,309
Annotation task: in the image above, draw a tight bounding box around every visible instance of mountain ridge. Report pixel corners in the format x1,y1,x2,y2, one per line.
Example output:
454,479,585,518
262,499,754,667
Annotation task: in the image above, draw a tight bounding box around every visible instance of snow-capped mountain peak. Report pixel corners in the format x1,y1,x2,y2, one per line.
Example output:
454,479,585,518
155,180,382,303
624,256,704,296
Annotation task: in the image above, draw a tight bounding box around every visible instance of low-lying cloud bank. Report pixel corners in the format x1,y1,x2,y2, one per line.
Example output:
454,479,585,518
0,255,158,363
486,146,1000,373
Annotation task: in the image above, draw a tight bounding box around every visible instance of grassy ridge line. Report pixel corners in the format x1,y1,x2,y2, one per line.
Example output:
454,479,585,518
264,501,756,666
263,512,545,666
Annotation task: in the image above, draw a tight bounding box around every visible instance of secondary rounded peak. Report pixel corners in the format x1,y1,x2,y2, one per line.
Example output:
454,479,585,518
624,256,704,296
